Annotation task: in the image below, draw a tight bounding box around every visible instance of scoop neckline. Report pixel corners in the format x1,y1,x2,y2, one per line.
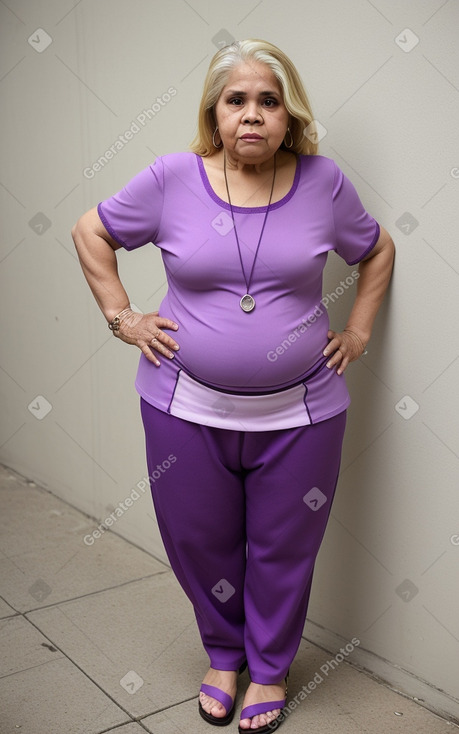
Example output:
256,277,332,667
196,153,301,213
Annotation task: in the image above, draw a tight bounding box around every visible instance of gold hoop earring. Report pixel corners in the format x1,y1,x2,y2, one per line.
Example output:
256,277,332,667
212,127,222,148
284,127,293,149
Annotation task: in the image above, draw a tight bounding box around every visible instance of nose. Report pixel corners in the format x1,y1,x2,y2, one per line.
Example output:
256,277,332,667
242,101,263,124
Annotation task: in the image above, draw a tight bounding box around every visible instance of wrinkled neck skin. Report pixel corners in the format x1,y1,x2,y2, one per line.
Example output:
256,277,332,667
220,147,278,177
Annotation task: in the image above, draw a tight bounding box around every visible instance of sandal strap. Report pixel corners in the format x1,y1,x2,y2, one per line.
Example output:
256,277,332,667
240,699,286,720
200,683,233,715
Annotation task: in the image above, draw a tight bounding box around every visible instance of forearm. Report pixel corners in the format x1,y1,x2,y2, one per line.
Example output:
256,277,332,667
72,211,129,323
345,230,395,346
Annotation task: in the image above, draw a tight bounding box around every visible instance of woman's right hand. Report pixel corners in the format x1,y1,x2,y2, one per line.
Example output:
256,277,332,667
114,309,179,366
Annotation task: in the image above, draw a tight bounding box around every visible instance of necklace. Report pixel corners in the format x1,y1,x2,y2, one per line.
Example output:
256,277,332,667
223,152,277,312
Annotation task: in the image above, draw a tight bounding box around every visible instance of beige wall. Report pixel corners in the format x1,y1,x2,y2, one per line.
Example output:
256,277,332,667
1,0,458,721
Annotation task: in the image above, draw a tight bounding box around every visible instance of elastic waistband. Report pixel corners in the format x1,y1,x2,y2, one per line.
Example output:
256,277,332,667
167,369,313,430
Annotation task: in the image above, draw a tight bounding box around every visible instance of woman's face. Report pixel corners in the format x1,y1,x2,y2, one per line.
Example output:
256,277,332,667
214,61,289,164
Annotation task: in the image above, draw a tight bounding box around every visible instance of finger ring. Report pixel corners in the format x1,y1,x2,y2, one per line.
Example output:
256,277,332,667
151,338,157,345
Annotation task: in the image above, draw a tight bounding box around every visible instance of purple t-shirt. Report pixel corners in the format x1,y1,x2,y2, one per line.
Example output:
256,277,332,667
98,152,379,426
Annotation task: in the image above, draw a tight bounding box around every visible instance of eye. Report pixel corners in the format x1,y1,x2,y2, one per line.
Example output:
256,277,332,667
263,98,278,107
228,97,243,105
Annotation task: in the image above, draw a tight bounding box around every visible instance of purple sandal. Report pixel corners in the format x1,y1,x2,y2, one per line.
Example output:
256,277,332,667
237,676,288,733
199,683,236,726
199,662,248,727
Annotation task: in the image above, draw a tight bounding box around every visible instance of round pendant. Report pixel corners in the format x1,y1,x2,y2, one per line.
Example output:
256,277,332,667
240,294,255,312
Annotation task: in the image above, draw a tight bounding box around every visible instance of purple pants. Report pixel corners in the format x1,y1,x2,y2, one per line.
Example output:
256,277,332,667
141,399,346,685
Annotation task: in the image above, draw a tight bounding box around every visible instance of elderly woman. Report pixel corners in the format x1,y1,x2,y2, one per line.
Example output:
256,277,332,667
72,39,394,733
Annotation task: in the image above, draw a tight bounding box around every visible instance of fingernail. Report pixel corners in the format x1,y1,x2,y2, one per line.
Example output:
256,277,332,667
173,344,179,350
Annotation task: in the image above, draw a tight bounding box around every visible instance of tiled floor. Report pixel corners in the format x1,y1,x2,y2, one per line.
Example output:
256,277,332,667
0,463,457,734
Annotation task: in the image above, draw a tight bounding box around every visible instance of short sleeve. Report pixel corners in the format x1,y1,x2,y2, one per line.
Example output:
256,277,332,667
332,162,380,265
97,157,164,250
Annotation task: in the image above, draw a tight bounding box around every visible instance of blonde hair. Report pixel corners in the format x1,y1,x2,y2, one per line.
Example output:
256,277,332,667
190,39,318,157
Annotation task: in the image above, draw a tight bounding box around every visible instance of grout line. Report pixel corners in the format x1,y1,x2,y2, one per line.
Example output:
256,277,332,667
96,723,136,734
0,462,171,568
0,655,66,681
301,627,459,726
14,612,202,733
22,571,171,616
139,694,198,717
22,615,138,725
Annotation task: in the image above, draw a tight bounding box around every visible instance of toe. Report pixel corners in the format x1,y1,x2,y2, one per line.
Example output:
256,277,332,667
248,709,281,728
200,693,225,717
211,702,225,718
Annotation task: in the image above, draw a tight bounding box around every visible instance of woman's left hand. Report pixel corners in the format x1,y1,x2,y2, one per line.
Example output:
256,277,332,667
323,328,367,375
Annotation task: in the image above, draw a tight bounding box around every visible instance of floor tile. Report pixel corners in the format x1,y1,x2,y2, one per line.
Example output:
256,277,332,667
0,596,16,619
0,615,64,676
27,572,206,719
0,466,166,612
104,726,148,733
0,616,130,734
142,642,457,734
1,464,457,734
276,642,456,734
141,672,249,734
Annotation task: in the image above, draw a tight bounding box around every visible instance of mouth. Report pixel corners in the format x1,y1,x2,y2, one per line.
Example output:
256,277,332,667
240,134,264,141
